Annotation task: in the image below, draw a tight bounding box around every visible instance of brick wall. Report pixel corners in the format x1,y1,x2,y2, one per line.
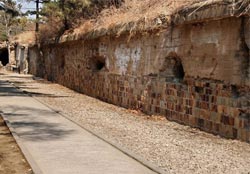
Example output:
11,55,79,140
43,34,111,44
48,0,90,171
28,17,250,142
61,73,250,141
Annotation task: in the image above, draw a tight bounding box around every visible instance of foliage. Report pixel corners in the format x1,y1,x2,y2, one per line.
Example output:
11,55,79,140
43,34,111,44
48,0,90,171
0,0,24,41
17,16,28,30
38,0,124,42
0,29,7,41
41,0,91,30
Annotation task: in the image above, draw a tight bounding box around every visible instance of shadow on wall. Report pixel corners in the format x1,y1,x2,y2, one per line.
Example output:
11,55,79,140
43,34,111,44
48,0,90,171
0,48,9,66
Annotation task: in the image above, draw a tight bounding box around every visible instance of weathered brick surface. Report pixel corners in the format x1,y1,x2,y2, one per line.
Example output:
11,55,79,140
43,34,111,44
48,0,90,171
28,17,250,142
58,72,250,141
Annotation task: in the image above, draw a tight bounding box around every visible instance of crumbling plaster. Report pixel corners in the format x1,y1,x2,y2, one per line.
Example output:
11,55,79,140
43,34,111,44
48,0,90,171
67,17,249,86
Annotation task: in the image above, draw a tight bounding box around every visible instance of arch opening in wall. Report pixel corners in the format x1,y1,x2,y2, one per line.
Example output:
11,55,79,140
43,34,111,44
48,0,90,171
90,56,106,72
0,48,9,66
159,52,185,81
173,60,185,79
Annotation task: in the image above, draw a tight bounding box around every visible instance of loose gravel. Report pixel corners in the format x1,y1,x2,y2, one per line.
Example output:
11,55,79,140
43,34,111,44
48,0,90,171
2,72,250,174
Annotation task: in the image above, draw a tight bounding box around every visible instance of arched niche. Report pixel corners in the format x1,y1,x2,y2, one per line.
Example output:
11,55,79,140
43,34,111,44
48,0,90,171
159,52,185,81
89,56,106,72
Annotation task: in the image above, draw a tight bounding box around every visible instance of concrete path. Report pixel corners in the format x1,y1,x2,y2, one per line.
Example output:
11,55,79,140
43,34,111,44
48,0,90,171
0,80,156,174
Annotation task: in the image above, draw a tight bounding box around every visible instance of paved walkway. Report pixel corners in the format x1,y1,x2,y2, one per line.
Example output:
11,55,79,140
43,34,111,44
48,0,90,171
0,80,156,174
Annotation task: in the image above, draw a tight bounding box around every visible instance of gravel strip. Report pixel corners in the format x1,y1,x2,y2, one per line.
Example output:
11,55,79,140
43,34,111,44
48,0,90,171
2,72,250,174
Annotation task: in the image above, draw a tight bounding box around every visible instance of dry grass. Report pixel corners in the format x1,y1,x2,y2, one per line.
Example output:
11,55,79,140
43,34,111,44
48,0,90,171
235,0,250,16
67,0,250,40
73,0,199,37
37,0,250,43
12,31,36,46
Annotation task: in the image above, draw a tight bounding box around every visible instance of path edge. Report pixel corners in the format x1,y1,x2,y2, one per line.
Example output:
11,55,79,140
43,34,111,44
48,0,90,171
1,111,43,174
10,79,168,174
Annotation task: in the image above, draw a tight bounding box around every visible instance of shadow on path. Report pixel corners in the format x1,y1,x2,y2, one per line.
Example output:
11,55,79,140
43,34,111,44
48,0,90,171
0,80,68,98
11,121,75,142
1,105,75,142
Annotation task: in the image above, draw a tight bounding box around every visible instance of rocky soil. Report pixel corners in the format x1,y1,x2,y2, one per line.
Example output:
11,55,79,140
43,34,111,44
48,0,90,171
2,72,250,174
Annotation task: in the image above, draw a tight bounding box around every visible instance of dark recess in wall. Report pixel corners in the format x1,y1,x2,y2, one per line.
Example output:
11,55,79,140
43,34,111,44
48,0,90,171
90,56,106,71
173,61,185,80
0,48,9,66
160,54,185,81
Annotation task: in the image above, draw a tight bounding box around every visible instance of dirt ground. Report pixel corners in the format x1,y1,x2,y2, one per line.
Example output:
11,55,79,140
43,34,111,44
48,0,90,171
0,116,32,174
1,71,250,174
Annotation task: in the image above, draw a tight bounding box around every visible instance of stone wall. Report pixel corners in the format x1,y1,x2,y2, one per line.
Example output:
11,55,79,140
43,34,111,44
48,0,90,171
29,17,250,142
28,46,44,76
11,44,29,73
